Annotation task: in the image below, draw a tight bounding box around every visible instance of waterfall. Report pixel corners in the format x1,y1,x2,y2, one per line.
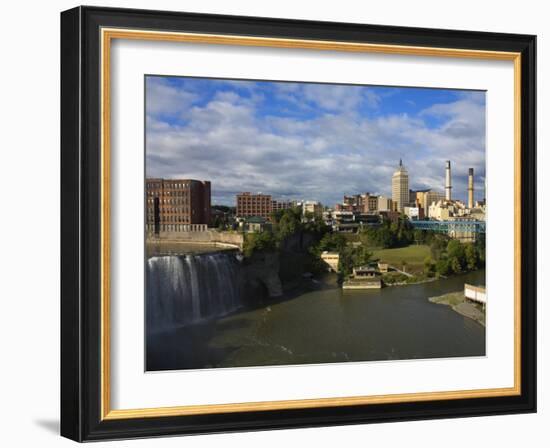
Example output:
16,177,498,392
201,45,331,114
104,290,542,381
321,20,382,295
146,252,242,331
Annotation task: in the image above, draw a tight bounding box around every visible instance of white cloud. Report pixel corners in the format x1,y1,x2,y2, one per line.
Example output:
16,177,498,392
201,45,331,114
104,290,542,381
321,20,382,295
146,83,486,206
145,77,198,117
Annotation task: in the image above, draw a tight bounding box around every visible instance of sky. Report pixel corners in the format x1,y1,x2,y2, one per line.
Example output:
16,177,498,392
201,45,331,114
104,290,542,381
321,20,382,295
145,76,486,207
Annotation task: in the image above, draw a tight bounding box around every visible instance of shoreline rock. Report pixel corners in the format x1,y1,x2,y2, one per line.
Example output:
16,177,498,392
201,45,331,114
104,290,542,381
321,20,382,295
429,291,485,326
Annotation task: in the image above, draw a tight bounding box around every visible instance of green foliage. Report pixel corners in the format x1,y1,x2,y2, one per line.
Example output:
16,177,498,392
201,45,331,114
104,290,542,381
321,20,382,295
338,245,373,278
243,207,333,283
242,205,486,286
448,256,463,274
361,216,414,249
446,239,466,273
464,243,479,270
447,239,465,260
353,245,374,267
272,207,302,241
430,238,484,276
423,256,436,276
435,257,451,276
243,231,277,257
314,232,347,254
429,234,450,260
381,272,409,284
302,216,330,237
474,233,486,266
413,229,426,244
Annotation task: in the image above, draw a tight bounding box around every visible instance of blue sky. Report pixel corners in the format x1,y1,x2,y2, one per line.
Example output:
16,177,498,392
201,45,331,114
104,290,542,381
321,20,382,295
146,76,486,206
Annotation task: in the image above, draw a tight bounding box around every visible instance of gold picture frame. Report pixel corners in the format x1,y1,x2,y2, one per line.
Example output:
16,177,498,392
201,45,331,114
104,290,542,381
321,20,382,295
61,6,536,441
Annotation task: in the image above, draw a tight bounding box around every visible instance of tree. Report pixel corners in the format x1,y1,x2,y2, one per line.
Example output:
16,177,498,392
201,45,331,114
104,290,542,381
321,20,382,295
352,245,373,267
363,222,398,248
243,231,277,257
270,207,301,250
413,229,425,244
430,235,448,261
303,215,329,238
424,256,436,276
315,232,347,254
447,240,466,271
336,245,373,278
338,246,355,277
474,233,486,266
449,256,463,274
464,243,479,270
435,258,451,276
274,209,301,241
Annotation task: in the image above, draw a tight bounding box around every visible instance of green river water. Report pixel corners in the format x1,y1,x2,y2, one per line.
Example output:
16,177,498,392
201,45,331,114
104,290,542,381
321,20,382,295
147,266,485,371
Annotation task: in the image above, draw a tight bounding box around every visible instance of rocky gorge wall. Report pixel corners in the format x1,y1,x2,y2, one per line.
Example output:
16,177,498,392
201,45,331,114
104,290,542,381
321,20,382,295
242,251,283,301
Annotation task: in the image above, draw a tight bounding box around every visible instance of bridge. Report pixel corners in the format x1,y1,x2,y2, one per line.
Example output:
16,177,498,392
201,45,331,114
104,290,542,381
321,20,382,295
411,220,486,233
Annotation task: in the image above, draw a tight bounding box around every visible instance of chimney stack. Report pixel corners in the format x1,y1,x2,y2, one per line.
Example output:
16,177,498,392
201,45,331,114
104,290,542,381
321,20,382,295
468,168,474,209
445,160,452,201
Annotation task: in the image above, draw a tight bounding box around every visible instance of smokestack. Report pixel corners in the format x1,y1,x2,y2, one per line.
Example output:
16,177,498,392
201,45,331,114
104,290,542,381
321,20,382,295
445,160,452,201
468,168,474,209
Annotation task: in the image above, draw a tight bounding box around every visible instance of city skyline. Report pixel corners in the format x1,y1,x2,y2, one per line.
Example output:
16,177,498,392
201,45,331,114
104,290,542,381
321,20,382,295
146,76,486,206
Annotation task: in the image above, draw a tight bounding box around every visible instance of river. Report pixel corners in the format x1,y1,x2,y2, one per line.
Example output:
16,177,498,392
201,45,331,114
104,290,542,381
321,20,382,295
146,249,485,371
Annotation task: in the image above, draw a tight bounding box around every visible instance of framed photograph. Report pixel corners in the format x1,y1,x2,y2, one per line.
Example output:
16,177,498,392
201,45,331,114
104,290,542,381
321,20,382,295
61,6,536,441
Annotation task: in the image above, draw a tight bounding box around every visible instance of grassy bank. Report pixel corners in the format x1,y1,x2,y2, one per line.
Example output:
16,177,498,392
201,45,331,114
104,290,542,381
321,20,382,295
429,291,485,326
371,244,431,274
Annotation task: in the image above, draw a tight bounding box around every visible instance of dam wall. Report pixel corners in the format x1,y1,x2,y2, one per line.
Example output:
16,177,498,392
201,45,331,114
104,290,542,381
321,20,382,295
147,230,244,249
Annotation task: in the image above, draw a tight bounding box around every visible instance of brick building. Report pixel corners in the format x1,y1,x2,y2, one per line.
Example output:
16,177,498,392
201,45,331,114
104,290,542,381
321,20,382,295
335,193,378,213
146,178,211,234
272,199,293,213
236,192,273,220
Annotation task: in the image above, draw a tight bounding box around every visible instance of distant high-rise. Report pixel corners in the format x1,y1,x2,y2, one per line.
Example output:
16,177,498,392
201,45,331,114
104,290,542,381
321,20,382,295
468,168,474,209
392,159,409,213
445,160,452,201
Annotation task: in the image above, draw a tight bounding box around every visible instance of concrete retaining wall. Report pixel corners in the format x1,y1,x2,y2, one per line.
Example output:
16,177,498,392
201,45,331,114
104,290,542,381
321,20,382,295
147,230,244,249
464,283,486,304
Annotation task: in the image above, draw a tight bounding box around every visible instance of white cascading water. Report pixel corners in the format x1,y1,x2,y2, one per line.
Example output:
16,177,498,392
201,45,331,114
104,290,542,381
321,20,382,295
146,252,242,331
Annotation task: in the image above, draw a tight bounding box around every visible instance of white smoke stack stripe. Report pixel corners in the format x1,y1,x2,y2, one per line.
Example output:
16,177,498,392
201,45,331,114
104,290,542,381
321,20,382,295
468,168,474,209
445,160,452,201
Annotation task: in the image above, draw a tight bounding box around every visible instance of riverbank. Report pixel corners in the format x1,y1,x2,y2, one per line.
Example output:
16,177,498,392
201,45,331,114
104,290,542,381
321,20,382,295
383,275,439,287
429,291,485,326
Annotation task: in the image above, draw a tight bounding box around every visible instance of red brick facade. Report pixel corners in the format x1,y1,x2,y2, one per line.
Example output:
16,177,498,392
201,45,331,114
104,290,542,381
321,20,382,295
236,193,273,220
146,178,211,233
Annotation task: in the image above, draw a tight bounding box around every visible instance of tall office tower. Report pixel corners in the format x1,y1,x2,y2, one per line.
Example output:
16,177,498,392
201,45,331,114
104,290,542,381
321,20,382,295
392,159,409,212
468,168,474,209
445,160,452,201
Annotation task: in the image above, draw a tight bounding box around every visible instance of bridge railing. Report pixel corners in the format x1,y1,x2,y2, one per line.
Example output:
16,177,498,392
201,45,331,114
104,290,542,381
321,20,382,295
410,220,486,233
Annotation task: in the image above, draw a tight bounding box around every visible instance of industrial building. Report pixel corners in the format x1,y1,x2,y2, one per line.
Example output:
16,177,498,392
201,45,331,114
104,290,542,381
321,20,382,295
236,192,273,220
145,178,211,234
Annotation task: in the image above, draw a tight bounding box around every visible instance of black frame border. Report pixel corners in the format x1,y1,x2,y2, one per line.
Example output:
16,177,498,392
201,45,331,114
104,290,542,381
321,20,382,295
61,6,536,442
